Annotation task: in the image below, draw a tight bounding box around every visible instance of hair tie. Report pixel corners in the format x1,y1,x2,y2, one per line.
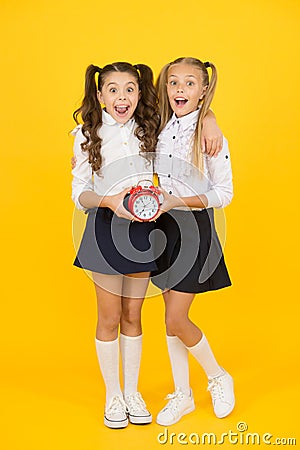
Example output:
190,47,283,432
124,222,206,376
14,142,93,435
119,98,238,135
94,65,102,73
204,61,210,68
134,64,141,72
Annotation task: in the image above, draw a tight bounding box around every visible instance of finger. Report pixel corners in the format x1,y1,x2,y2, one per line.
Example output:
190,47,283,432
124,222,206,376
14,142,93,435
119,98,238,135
211,137,222,158
201,135,206,154
157,187,169,197
216,136,223,155
152,210,163,221
116,203,141,222
121,186,133,197
209,139,218,157
117,204,132,218
205,138,213,155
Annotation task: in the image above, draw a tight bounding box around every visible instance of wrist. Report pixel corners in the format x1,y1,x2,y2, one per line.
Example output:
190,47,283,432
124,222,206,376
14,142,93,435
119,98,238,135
203,110,216,123
171,195,185,208
98,195,108,208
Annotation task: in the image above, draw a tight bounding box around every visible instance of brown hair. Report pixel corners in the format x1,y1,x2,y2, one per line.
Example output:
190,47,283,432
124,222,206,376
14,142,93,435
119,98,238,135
73,62,159,172
156,57,217,171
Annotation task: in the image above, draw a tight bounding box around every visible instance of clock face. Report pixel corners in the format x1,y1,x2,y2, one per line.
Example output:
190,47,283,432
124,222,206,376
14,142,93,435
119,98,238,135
131,193,160,221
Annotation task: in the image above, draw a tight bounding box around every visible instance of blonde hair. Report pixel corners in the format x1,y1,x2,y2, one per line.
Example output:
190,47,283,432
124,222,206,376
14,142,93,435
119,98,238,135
156,57,217,172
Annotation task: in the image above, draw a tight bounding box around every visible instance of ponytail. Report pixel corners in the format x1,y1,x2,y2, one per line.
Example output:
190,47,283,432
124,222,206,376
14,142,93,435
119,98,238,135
194,61,217,172
133,63,159,157
73,64,103,172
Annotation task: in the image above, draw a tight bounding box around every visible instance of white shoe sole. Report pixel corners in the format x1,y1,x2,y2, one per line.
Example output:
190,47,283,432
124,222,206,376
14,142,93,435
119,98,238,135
128,413,152,425
156,404,195,426
104,416,129,429
215,399,235,418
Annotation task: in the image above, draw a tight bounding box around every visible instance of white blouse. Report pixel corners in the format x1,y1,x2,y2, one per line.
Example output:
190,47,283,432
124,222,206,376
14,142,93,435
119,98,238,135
71,109,154,211
155,110,233,209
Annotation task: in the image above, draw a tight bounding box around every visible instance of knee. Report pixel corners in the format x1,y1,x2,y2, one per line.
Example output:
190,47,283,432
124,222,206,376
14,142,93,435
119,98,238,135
98,312,121,334
165,314,186,337
121,307,141,328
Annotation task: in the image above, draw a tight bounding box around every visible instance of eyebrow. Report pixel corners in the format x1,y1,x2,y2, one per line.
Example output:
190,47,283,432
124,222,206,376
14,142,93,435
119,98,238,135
106,81,137,86
168,74,198,79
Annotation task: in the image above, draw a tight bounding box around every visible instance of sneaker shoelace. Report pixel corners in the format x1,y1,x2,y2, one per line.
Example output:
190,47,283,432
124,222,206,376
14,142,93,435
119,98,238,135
106,395,128,416
163,388,186,414
126,392,148,414
207,376,225,401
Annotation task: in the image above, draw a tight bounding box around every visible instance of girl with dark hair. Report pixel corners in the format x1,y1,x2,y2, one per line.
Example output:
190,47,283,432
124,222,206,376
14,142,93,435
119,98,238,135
152,57,235,425
71,62,159,429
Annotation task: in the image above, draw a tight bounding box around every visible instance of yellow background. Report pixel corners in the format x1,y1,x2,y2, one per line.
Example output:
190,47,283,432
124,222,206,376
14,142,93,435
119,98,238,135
1,0,299,448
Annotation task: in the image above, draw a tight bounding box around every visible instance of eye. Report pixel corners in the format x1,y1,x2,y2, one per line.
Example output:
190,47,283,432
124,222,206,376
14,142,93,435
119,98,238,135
109,87,117,93
169,80,177,86
127,87,134,93
187,81,194,86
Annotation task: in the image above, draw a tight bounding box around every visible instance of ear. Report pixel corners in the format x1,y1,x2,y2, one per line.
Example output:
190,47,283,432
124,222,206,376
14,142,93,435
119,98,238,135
199,85,208,100
97,90,104,105
138,90,142,100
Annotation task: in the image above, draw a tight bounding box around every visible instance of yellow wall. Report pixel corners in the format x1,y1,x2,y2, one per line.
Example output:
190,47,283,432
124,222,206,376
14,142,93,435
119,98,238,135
1,0,299,448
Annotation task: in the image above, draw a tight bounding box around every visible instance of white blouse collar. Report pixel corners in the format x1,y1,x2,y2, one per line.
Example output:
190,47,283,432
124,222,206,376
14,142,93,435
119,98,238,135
166,108,200,131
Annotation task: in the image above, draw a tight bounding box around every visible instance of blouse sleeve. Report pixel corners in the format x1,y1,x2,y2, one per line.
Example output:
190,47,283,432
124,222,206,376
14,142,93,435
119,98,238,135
204,137,233,209
71,125,94,211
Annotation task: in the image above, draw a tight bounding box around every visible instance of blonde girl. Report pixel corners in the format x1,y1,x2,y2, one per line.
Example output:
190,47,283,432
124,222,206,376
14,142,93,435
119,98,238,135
152,57,235,425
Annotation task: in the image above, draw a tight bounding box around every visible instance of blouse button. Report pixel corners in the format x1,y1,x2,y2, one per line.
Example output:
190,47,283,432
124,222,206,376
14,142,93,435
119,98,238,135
225,155,228,159
169,154,172,158
167,174,171,177
172,136,176,139
169,191,172,194
124,142,128,145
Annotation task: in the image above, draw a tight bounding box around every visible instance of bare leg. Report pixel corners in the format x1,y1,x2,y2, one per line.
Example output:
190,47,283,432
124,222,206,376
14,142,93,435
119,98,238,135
164,289,202,347
120,272,150,336
92,272,123,341
164,289,222,378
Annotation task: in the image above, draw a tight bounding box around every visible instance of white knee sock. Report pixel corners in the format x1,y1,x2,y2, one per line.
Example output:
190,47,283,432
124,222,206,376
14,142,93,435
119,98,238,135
120,333,142,396
166,335,190,396
95,337,123,404
187,333,223,379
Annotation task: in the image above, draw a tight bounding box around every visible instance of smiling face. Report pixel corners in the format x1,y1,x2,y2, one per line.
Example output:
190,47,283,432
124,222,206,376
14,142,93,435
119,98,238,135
167,63,208,118
97,71,140,124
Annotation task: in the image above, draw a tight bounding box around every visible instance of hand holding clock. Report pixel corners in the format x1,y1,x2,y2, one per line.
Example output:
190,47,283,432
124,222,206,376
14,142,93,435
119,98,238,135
101,188,143,222
123,184,162,222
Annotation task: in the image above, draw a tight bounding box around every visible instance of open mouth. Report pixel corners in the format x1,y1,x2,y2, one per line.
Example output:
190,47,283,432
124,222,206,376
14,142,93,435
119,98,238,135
114,105,130,116
175,97,188,107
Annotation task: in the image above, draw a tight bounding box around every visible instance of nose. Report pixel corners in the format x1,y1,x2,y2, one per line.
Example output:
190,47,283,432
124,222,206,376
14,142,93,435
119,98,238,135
119,90,127,100
176,84,184,93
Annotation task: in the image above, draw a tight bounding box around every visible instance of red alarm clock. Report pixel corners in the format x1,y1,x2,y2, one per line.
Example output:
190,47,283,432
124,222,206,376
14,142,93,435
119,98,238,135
123,180,162,221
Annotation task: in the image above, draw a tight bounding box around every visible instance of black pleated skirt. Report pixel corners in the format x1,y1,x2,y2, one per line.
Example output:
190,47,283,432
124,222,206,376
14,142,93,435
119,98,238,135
151,208,231,293
74,208,157,275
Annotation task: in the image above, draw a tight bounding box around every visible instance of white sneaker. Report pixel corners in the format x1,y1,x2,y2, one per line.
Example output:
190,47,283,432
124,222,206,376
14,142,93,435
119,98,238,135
104,395,128,429
156,387,195,426
207,370,235,418
125,392,152,424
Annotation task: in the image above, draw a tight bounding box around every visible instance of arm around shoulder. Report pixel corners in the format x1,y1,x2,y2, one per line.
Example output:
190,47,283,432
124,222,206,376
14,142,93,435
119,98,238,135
205,137,233,209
